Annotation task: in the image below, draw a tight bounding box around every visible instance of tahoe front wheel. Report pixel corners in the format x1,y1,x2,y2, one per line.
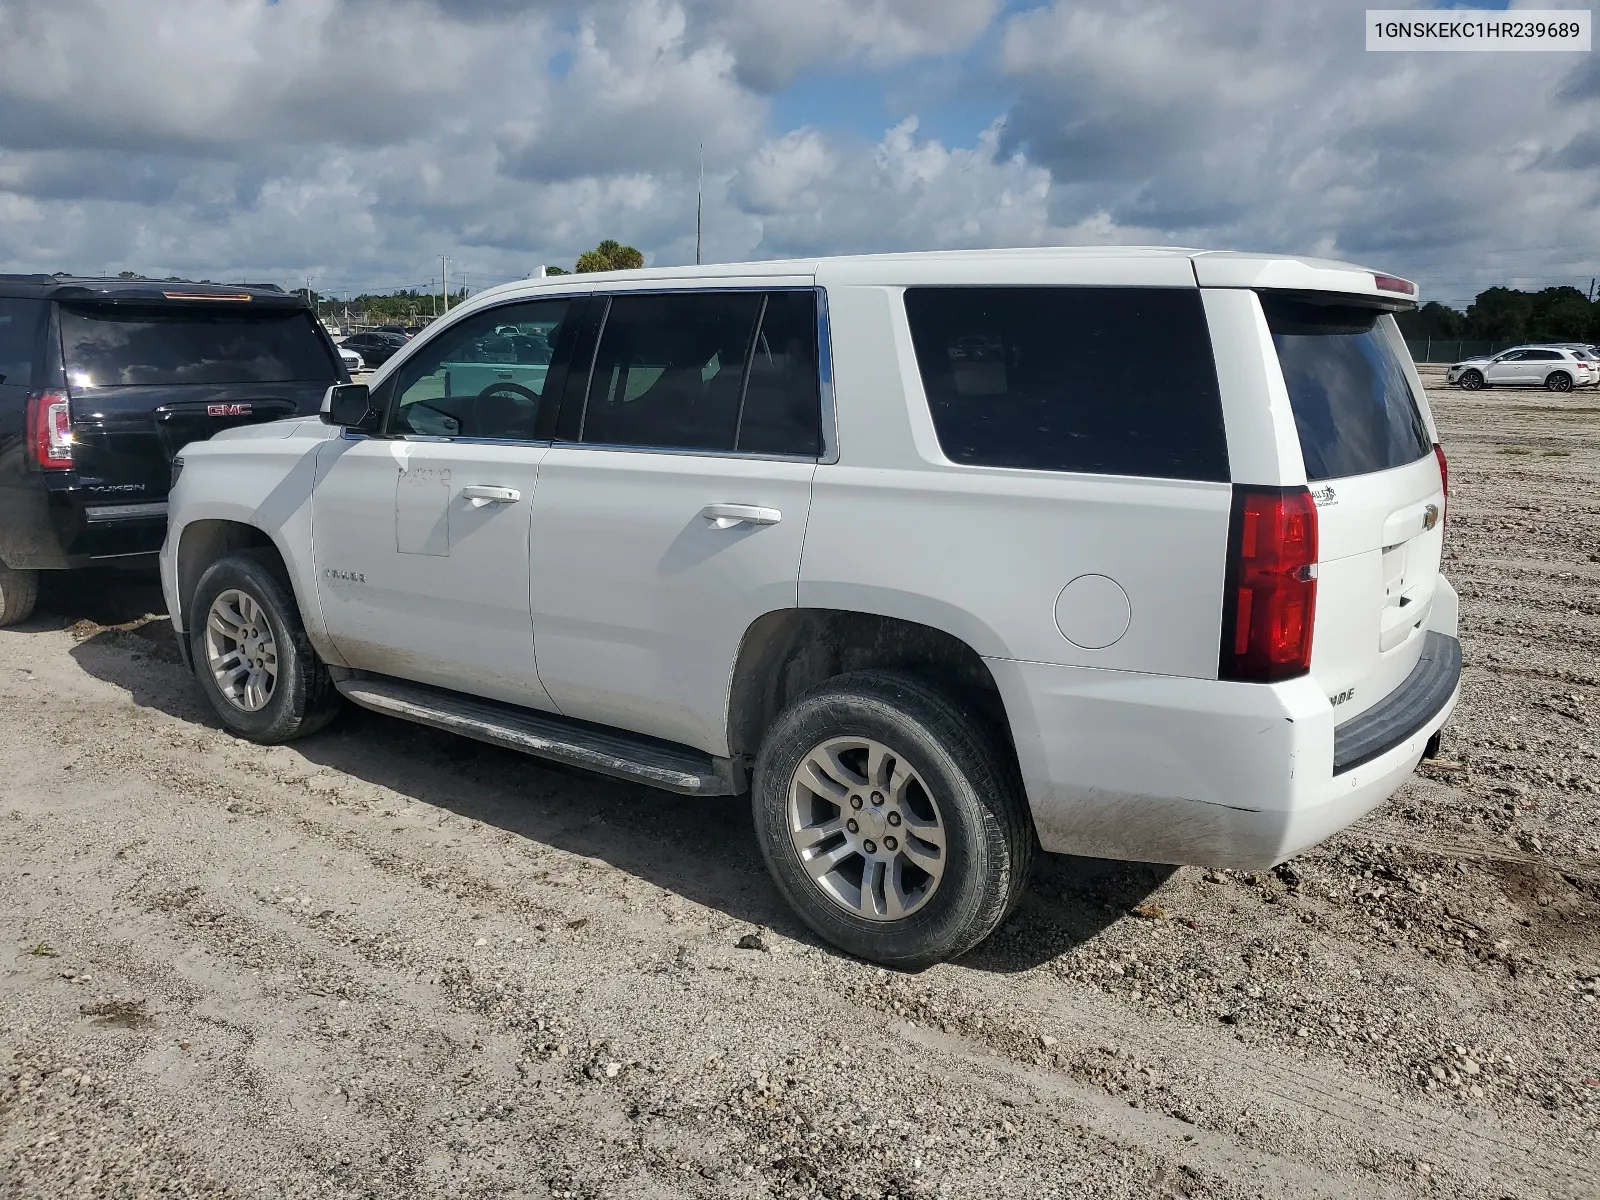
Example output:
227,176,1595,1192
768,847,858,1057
189,550,341,743
751,670,1033,969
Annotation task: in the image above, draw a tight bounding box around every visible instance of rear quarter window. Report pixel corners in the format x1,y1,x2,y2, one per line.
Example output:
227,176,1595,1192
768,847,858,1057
1262,296,1431,482
903,286,1229,481
60,304,337,387
0,297,46,388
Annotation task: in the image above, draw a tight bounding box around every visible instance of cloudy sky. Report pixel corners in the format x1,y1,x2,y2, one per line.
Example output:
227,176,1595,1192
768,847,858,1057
0,0,1595,308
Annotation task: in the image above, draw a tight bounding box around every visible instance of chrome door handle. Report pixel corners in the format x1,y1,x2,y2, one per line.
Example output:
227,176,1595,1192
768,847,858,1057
701,503,781,529
461,485,521,507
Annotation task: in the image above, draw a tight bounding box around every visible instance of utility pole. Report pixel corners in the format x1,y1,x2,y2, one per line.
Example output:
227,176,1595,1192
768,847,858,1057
1589,277,1596,302
441,255,449,313
696,143,704,266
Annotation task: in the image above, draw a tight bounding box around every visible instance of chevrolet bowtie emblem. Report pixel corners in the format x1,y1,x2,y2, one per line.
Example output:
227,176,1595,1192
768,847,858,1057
1422,503,1440,532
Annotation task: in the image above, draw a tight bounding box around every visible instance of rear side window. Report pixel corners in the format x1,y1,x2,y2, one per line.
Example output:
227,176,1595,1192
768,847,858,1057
737,291,822,457
0,298,45,388
903,287,1229,481
581,292,762,451
1262,297,1431,482
59,304,337,387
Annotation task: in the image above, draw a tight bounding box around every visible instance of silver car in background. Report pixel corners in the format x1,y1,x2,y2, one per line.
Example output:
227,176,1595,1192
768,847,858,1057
1448,345,1596,391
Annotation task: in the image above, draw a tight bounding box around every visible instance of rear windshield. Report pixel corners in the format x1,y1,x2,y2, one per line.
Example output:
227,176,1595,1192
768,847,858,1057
903,286,1229,481
0,297,46,388
1261,296,1431,482
60,304,337,387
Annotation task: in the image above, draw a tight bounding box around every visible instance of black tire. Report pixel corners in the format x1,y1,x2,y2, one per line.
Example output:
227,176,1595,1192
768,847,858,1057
1458,370,1484,391
188,550,341,743
751,670,1034,970
0,565,40,626
1546,371,1572,393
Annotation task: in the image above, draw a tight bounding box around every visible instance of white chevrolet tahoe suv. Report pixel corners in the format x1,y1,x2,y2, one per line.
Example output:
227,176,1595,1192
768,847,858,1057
161,248,1460,968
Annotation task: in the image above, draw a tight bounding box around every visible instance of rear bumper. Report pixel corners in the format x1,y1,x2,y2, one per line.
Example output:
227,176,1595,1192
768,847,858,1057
990,591,1462,870
0,484,168,570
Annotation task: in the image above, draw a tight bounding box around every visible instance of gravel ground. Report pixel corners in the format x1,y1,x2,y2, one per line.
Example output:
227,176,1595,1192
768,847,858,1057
2,372,1597,1199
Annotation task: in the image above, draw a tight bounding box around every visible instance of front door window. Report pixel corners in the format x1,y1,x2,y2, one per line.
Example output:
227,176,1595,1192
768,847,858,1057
390,300,575,440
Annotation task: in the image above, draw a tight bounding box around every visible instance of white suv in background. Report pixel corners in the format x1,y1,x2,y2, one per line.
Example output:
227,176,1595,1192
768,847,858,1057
1447,344,1595,390
161,249,1459,968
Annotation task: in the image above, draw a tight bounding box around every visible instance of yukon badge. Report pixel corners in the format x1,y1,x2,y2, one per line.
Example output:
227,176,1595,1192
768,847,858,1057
1311,485,1338,507
1422,503,1440,532
208,403,251,417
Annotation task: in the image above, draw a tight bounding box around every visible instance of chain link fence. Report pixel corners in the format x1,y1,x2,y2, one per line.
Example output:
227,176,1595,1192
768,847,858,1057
1405,338,1526,363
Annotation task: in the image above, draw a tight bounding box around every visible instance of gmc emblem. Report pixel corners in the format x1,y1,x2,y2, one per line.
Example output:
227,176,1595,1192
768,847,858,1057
207,403,251,417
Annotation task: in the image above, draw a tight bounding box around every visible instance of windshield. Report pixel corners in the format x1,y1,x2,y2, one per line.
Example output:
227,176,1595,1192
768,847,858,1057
1262,296,1432,482
61,304,337,387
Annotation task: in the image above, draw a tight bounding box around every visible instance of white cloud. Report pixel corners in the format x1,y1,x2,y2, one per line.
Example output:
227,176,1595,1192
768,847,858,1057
0,0,1594,307
497,0,764,182
996,0,1600,304
731,118,1157,260
683,0,1000,90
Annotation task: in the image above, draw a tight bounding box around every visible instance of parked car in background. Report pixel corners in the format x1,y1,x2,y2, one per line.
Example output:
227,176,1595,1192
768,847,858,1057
339,331,407,366
375,324,416,340
161,248,1458,968
1447,345,1595,391
1544,343,1600,365
0,274,344,624
336,345,365,373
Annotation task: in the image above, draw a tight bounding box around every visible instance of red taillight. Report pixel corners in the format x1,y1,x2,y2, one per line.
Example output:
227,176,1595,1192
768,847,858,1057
26,390,73,470
1373,272,1416,296
1220,486,1318,682
1433,442,1448,542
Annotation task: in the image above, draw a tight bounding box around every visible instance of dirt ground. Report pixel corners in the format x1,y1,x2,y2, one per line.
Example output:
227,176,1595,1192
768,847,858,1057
2,371,1597,1200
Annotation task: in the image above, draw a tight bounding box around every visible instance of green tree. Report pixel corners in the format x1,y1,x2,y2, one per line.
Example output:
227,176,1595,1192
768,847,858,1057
574,239,645,273
1525,286,1593,342
544,265,570,276
1395,300,1465,340
1464,287,1533,341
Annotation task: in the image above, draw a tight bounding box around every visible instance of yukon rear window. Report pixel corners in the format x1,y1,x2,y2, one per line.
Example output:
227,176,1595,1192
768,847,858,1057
1261,296,1431,482
59,304,337,388
904,287,1228,481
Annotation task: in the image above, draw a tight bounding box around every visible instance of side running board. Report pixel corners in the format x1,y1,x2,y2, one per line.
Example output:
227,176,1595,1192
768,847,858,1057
335,674,744,797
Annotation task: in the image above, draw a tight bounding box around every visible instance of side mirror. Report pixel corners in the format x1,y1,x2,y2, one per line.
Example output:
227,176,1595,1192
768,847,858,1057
321,383,381,433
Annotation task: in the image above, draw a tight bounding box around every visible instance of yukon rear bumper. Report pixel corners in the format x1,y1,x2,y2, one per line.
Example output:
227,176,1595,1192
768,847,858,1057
989,607,1462,870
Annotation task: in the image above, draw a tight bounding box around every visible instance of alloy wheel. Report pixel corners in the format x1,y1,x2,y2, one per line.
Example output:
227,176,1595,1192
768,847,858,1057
787,736,947,921
204,588,279,712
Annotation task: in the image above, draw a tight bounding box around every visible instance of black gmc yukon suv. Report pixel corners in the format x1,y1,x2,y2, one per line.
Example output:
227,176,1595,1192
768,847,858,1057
0,276,345,624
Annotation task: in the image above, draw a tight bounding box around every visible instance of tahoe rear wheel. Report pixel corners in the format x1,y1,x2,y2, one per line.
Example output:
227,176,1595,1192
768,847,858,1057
190,551,341,743
1546,371,1573,392
751,670,1033,969
0,564,40,626
1458,369,1484,390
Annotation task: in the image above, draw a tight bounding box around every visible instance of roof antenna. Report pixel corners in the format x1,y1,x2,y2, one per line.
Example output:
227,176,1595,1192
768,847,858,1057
696,143,704,267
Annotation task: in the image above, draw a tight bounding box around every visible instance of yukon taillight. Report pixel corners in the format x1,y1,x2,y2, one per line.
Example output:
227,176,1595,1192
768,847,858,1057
26,390,73,470
1219,486,1318,682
